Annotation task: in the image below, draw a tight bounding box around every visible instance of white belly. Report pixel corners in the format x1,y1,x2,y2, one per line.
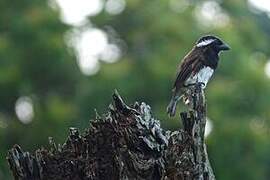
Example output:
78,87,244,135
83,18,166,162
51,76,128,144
185,66,214,88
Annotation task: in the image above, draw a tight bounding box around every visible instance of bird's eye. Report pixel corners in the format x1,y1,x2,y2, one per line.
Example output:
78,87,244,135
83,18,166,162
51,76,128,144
217,40,223,45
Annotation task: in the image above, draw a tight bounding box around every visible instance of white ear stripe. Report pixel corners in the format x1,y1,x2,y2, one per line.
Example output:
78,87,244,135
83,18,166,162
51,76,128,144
196,39,215,47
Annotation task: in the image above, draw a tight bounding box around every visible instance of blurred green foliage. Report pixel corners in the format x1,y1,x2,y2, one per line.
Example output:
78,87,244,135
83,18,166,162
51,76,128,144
0,0,270,179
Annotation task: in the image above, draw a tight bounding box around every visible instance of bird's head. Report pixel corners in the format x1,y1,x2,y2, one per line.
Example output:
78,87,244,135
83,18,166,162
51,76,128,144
195,35,230,53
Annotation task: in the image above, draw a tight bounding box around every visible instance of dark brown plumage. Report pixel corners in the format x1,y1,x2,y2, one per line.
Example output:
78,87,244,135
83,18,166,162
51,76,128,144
167,35,230,117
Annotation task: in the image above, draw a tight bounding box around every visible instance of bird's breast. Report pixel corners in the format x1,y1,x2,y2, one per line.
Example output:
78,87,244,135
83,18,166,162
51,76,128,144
185,66,214,88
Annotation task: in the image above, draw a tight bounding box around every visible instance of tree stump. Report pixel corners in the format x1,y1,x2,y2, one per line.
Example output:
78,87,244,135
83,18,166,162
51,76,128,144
7,87,215,180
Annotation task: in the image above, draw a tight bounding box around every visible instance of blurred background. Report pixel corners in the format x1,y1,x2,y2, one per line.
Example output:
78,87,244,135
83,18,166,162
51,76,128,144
0,0,270,179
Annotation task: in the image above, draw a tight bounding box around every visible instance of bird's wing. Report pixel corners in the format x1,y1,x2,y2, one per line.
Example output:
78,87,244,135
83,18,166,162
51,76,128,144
173,48,204,90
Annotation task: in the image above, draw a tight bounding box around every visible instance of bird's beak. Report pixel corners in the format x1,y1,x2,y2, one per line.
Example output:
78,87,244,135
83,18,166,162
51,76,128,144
219,43,230,51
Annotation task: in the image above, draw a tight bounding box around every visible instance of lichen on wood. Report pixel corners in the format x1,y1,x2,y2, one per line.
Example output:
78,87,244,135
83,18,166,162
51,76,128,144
7,87,215,180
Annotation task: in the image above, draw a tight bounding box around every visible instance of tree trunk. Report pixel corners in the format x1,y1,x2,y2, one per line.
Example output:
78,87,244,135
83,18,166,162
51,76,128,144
7,86,215,180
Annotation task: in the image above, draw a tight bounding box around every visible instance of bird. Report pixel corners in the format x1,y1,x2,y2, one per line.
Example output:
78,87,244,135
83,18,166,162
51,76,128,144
167,35,230,117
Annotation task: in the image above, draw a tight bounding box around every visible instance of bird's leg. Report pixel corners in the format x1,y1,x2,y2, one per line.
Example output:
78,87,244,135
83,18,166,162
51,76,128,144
173,95,181,105
167,90,183,117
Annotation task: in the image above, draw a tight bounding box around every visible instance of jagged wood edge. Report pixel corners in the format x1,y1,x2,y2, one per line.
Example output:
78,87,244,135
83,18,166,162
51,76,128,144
7,87,215,180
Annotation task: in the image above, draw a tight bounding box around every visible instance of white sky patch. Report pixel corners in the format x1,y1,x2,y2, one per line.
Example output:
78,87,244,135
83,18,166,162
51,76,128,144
55,0,103,26
15,96,34,124
194,1,230,29
71,28,122,75
100,44,121,63
78,29,108,57
52,0,123,76
78,55,100,76
264,61,270,78
205,118,213,138
105,0,126,15
74,28,107,75
248,0,270,13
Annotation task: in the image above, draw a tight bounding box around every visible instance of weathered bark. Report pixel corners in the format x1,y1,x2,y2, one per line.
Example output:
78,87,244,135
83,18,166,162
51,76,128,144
7,86,215,180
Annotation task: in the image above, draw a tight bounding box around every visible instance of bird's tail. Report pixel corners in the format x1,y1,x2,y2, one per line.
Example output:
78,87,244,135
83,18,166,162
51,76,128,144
167,94,181,117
